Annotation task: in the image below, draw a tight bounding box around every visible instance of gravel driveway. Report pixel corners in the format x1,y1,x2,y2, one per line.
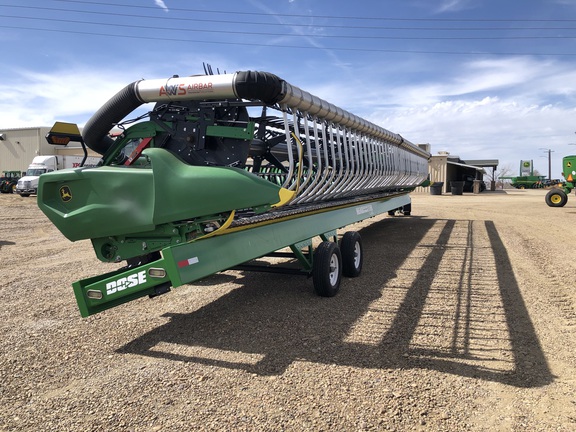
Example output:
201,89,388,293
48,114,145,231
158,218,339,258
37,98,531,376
1,189,575,431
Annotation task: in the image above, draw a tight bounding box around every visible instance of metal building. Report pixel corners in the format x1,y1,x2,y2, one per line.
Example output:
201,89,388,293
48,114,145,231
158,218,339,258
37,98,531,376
413,150,499,193
426,151,499,193
0,127,98,173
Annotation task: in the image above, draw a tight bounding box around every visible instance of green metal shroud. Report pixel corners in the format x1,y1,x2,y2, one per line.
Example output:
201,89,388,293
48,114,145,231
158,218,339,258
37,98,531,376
38,148,287,242
71,194,410,317
561,155,576,193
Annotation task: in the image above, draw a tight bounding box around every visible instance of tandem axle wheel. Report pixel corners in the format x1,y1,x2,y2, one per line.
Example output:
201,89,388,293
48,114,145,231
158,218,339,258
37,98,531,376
234,230,365,298
312,231,363,297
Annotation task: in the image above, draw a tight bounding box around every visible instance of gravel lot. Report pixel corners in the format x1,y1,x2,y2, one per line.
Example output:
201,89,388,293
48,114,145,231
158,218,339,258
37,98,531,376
1,188,576,431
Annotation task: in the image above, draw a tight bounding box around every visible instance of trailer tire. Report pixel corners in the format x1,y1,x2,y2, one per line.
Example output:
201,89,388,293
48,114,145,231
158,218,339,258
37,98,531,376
340,231,363,278
545,189,568,207
313,241,342,297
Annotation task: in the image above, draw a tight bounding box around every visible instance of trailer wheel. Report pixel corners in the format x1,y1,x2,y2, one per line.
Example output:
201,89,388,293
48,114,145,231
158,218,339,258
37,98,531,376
545,189,568,207
340,231,363,278
313,241,342,297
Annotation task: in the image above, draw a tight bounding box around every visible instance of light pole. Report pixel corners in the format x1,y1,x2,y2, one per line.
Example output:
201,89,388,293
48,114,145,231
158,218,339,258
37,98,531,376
539,148,554,181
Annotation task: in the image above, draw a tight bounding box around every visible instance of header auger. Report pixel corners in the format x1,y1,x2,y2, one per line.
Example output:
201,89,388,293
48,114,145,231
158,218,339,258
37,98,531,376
38,70,430,317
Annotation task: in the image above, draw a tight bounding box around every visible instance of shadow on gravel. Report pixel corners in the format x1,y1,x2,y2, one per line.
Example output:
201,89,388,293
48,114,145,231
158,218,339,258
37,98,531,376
118,216,553,388
0,240,16,250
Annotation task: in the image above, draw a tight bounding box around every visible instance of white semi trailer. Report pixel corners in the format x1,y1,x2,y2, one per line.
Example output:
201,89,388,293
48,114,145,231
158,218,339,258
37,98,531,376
16,155,100,197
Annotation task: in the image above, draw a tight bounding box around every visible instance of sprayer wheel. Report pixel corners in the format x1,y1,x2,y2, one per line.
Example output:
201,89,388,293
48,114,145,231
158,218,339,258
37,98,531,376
545,189,568,207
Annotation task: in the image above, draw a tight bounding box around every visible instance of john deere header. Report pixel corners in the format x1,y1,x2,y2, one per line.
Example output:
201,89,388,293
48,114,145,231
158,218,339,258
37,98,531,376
37,69,430,316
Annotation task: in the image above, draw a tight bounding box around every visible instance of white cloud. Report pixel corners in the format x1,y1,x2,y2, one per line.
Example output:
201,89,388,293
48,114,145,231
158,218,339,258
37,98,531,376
247,0,349,70
302,56,576,173
154,0,169,12
0,68,144,128
433,0,476,13
373,96,576,174
380,57,572,106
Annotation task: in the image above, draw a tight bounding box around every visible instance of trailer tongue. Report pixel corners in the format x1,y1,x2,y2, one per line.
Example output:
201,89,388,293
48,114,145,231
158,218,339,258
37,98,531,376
38,70,430,317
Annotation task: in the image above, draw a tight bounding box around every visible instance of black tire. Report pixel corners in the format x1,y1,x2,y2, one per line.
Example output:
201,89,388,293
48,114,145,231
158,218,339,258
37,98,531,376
340,231,363,278
19,193,30,198
313,241,342,297
402,203,412,216
545,189,568,207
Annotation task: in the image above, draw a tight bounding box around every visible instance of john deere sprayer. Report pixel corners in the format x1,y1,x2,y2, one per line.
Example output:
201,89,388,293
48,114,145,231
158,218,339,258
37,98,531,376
545,155,576,207
37,69,430,317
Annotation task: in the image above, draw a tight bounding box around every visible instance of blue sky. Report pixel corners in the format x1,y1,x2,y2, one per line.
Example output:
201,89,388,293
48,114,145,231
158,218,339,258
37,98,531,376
2,0,576,176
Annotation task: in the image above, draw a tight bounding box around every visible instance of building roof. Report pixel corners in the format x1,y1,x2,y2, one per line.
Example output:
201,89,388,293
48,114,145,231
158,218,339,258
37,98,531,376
447,160,486,174
461,159,499,168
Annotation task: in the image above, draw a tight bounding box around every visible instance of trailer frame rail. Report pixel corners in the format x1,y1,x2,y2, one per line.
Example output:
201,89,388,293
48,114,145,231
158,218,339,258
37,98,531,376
72,194,410,317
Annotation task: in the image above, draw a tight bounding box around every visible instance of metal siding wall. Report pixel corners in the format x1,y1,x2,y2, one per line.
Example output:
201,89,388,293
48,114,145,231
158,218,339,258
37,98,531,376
0,128,44,173
414,156,448,193
0,127,100,173
38,127,54,156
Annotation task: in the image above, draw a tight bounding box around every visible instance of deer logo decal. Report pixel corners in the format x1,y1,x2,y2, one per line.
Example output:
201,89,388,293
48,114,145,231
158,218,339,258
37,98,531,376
59,185,72,202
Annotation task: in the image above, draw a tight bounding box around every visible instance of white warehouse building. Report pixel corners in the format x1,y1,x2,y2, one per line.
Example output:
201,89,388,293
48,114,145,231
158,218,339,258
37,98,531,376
0,127,99,174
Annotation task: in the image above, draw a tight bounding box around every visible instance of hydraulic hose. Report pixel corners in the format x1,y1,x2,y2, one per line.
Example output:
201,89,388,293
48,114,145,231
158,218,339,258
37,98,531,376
82,81,143,155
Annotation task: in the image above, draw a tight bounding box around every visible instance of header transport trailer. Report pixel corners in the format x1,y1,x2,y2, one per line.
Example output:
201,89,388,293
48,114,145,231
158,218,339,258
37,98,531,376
38,69,430,317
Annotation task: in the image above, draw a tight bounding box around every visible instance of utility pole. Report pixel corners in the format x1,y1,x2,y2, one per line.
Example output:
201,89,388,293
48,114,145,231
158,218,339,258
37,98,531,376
539,148,554,181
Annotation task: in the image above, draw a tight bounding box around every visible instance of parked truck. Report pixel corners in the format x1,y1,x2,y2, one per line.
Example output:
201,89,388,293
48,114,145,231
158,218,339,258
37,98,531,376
16,155,100,197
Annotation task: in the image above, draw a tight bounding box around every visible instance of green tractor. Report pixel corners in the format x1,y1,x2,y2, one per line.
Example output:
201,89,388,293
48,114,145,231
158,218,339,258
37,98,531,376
0,171,22,194
545,155,576,207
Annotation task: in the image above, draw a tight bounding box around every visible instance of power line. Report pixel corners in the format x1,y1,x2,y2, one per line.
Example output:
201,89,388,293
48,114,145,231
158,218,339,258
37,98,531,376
0,0,576,31
2,4,576,31
50,0,576,23
2,1,576,57
2,24,576,57
4,13,576,41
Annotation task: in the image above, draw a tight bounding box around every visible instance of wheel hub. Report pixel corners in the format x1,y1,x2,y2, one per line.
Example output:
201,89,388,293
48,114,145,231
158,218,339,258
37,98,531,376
329,255,339,284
